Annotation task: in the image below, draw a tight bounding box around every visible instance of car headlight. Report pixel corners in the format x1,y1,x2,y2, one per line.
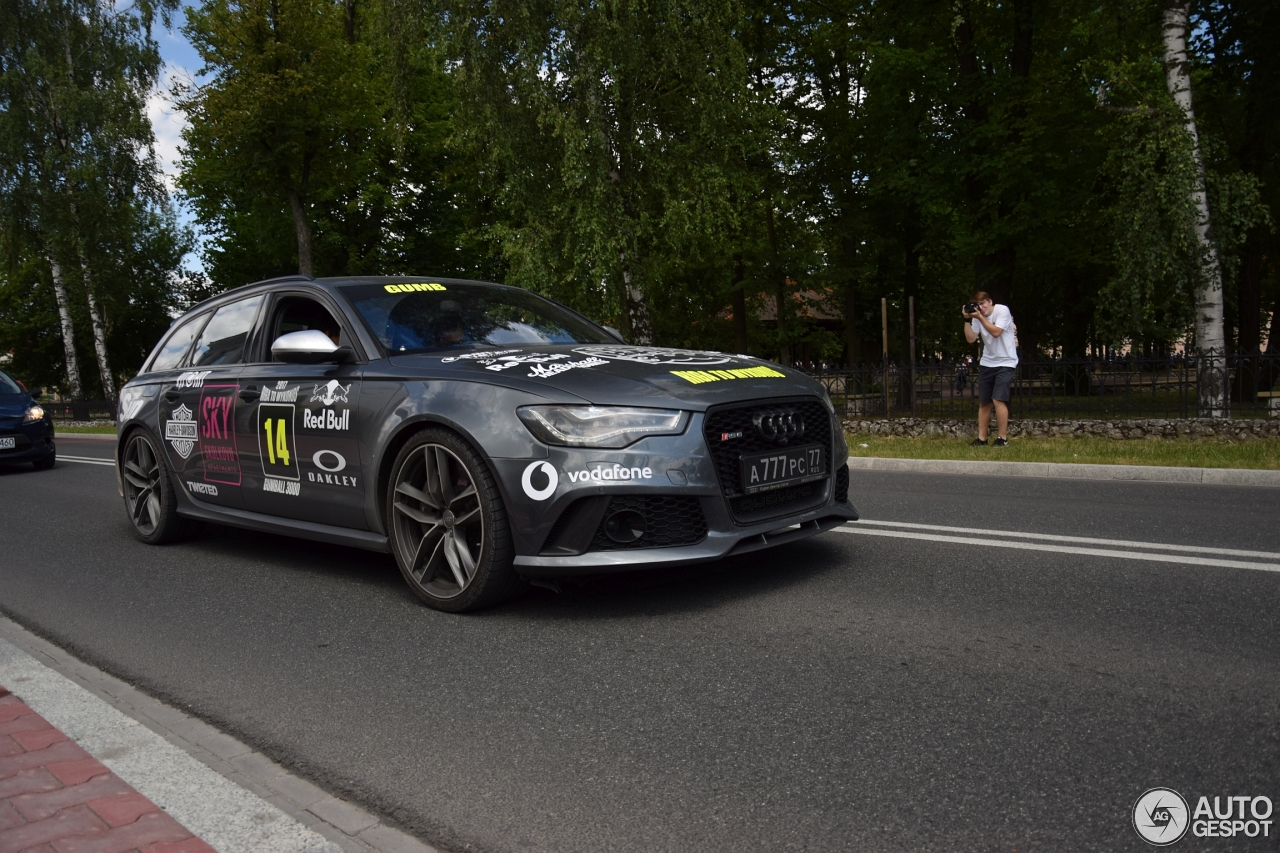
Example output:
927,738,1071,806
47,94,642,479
23,405,44,423
517,405,688,448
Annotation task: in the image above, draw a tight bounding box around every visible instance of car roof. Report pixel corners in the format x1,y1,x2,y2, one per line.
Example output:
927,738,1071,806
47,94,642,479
183,275,520,315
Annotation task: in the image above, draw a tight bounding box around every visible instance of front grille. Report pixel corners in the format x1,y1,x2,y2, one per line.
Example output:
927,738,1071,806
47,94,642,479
835,465,849,503
589,495,707,551
704,397,832,522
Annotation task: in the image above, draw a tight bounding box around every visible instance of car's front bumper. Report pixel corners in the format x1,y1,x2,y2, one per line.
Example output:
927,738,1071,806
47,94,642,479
0,418,54,465
512,496,857,576
494,399,856,577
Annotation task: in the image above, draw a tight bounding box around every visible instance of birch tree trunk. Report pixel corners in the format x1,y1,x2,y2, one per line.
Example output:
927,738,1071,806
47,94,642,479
48,255,84,399
1163,0,1228,418
287,186,314,277
80,256,115,398
621,265,653,345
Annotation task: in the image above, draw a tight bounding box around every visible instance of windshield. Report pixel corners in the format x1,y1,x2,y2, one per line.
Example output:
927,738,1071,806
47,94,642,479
0,371,23,395
339,282,613,355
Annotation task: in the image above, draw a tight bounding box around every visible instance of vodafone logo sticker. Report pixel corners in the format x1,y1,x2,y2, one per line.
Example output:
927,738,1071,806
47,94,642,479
521,461,558,501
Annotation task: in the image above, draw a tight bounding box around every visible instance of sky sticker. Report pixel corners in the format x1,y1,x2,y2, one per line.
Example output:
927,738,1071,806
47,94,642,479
670,366,786,384
384,282,447,293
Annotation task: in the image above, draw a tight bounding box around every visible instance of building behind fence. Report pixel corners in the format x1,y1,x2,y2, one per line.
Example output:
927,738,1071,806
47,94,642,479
806,353,1280,421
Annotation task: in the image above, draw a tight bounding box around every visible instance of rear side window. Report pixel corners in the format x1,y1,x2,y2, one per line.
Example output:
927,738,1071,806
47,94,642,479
191,295,265,367
149,312,209,373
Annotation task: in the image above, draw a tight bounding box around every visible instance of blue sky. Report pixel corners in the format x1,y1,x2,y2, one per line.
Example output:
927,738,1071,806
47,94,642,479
150,6,204,267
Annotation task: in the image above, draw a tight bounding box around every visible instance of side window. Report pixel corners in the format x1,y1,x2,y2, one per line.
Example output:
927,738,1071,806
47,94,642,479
149,312,210,373
191,295,265,367
269,296,343,362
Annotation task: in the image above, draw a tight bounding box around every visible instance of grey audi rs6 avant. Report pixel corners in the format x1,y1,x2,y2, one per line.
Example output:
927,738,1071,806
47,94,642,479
115,276,858,611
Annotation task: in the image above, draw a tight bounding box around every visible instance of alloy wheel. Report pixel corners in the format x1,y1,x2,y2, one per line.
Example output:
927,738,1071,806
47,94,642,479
123,435,164,536
392,443,485,600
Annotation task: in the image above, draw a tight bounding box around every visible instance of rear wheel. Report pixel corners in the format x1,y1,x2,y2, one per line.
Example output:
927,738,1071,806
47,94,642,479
387,429,521,612
121,431,193,544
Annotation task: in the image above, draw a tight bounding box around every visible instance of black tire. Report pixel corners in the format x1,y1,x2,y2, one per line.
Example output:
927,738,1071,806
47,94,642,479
32,451,55,470
386,428,522,612
120,430,196,544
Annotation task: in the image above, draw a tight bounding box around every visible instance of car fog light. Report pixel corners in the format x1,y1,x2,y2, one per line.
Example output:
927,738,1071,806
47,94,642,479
603,509,646,544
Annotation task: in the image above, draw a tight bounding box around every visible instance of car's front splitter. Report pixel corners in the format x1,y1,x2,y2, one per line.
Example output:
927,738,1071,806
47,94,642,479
513,499,858,577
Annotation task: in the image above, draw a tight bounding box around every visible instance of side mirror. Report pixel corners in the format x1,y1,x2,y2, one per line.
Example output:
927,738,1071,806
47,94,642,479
271,330,356,364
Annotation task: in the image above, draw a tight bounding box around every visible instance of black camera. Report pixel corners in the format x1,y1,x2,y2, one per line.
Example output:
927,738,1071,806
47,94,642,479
963,302,980,315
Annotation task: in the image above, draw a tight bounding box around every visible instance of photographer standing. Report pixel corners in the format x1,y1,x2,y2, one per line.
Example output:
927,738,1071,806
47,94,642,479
962,291,1017,446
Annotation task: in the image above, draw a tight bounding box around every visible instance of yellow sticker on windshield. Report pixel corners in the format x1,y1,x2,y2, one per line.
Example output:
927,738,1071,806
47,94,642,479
670,367,786,384
384,282,446,293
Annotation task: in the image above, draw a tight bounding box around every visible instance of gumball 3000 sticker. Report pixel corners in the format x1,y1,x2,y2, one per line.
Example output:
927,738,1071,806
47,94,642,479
573,345,738,366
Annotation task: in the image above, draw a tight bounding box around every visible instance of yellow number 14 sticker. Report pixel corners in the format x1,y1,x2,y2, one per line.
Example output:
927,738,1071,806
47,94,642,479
264,418,290,465
258,404,299,480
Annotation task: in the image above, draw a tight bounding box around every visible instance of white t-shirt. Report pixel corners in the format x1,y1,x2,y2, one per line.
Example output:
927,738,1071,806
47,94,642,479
972,304,1018,368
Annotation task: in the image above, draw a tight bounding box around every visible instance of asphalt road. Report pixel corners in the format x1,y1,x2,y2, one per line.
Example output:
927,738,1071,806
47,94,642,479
2,438,1278,852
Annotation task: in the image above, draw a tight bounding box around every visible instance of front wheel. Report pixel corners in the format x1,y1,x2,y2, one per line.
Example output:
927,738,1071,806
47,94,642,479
386,429,522,612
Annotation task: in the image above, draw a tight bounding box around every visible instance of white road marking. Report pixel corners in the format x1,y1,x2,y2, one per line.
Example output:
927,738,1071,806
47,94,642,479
854,518,1280,560
835,526,1280,573
57,455,115,466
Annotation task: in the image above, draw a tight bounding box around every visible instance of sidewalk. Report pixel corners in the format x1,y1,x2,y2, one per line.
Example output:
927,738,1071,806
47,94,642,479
0,687,214,853
0,620,435,853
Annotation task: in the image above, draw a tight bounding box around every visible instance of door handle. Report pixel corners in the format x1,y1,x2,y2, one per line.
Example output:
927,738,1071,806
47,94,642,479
239,388,260,401
162,389,181,402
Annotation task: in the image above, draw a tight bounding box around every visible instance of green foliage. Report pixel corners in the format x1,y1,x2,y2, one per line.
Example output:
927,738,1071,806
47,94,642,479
165,0,1277,362
445,0,755,338
0,0,193,395
177,0,484,287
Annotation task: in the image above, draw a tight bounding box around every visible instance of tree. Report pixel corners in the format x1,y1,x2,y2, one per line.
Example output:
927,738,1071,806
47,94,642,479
0,0,186,398
446,0,754,343
178,0,478,287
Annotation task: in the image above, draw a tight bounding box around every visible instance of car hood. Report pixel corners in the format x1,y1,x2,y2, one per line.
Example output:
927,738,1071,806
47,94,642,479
0,394,32,418
387,344,826,409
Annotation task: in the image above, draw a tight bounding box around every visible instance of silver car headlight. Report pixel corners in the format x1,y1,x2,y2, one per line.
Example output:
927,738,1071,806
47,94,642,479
517,405,688,448
23,405,44,423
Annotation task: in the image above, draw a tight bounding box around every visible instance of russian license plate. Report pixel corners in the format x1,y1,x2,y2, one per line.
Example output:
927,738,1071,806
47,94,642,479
739,444,825,495
0,437,14,450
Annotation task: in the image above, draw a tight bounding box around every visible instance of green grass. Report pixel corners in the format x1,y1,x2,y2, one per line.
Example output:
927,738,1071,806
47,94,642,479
56,424,118,434
845,433,1280,469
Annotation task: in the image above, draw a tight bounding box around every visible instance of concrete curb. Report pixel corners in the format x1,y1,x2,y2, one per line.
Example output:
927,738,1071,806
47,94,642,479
846,456,1280,487
0,617,438,853
56,433,117,441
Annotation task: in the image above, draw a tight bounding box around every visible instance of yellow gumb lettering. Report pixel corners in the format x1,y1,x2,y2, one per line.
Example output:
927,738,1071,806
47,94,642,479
670,366,785,384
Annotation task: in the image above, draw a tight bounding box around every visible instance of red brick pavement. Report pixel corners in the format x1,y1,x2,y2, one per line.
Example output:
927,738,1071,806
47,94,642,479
0,687,215,853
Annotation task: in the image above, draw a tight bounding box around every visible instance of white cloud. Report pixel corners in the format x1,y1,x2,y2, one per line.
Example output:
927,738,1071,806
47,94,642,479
148,65,191,193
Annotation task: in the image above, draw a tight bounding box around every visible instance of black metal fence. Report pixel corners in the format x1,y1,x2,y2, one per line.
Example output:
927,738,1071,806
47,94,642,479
40,399,117,421
805,353,1280,421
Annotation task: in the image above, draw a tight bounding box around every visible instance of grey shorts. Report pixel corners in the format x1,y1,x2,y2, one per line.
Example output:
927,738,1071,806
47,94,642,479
978,366,1015,404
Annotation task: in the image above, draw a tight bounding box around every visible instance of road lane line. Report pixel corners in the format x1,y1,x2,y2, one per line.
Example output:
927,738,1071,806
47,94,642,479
57,455,115,466
834,526,1280,573
854,519,1280,560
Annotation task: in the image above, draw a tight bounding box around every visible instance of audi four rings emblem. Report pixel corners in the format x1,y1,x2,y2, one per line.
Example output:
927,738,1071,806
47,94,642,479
752,409,805,445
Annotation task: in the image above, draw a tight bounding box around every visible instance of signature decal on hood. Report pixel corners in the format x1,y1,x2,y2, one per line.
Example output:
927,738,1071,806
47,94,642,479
671,366,786,384
527,357,608,378
440,349,522,363
573,345,739,365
